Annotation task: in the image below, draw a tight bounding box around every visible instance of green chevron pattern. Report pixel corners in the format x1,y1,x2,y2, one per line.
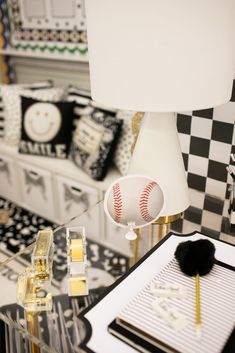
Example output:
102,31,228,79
13,43,88,55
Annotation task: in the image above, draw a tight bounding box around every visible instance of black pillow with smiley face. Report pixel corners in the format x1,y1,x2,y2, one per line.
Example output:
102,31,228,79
19,96,75,159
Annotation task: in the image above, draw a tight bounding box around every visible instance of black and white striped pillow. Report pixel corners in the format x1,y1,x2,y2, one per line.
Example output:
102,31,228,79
66,86,92,126
66,85,118,124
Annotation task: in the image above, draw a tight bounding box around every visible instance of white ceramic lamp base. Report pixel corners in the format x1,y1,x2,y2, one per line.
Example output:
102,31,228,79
128,112,189,217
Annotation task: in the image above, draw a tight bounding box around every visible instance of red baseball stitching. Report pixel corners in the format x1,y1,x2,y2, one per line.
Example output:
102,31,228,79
113,183,122,223
139,181,157,222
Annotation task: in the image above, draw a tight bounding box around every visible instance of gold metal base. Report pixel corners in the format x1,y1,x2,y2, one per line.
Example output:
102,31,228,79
154,213,182,225
149,213,182,247
129,213,182,267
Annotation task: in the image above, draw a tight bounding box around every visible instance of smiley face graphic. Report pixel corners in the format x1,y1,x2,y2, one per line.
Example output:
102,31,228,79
24,102,62,143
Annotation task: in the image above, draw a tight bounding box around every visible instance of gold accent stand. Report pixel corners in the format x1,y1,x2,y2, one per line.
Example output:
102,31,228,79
149,214,182,248
130,214,182,265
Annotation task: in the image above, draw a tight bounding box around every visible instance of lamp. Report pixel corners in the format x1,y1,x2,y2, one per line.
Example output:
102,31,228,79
84,1,235,241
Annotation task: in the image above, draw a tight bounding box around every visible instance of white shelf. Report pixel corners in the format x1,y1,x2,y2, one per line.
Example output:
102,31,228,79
0,143,121,192
0,48,89,63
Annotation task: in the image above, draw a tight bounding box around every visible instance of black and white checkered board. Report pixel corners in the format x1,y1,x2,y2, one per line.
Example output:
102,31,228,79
171,194,232,240
175,81,235,237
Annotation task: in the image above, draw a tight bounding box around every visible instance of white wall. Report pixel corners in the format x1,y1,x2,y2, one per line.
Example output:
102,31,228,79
11,56,90,90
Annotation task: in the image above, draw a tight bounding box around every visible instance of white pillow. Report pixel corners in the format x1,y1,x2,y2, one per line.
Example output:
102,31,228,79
0,81,52,142
2,86,64,146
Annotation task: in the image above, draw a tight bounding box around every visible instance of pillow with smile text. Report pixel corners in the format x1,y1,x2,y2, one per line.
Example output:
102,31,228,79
19,96,75,159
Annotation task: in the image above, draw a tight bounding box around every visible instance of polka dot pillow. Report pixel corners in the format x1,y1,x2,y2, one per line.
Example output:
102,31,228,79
113,110,136,175
2,84,63,146
0,81,53,142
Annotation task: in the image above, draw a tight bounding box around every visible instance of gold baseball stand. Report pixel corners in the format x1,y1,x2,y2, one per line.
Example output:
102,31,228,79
129,214,182,266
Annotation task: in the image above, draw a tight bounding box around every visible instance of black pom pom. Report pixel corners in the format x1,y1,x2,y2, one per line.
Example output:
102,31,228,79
174,239,216,276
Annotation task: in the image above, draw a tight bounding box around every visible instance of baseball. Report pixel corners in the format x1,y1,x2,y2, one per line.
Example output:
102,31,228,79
104,174,164,228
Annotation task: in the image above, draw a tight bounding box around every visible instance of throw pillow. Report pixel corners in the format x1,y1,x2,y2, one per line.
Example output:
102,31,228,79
19,96,75,159
65,85,117,122
113,110,137,175
70,106,122,180
2,84,63,146
66,86,91,106
0,81,53,142
65,86,92,127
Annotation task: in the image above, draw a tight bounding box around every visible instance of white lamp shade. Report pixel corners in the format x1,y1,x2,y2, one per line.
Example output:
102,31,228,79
85,0,235,111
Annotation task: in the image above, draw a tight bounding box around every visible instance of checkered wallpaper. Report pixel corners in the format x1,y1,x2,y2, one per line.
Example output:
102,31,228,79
173,80,235,238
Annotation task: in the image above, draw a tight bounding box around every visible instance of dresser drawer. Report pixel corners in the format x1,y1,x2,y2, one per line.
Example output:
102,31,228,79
17,162,55,221
56,175,100,240
0,154,19,203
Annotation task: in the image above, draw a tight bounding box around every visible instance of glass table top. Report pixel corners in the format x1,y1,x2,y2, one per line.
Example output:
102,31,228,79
0,199,131,353
0,196,235,353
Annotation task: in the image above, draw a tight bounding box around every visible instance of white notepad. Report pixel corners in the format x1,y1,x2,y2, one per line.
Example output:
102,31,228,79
118,259,235,353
